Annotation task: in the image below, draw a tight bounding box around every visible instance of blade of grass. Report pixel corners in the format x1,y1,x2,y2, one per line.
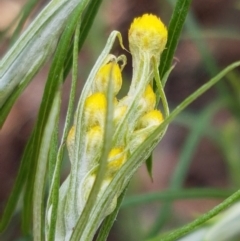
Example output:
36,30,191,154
179,7,240,119
122,188,234,208
21,1,89,234
46,18,81,241
70,64,115,241
10,0,39,45
48,123,59,187
63,0,104,79
0,133,33,232
32,88,61,241
159,0,192,79
147,102,221,237
96,187,128,241
0,0,96,127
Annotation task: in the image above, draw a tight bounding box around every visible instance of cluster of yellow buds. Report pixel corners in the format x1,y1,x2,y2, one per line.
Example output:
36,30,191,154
51,14,168,240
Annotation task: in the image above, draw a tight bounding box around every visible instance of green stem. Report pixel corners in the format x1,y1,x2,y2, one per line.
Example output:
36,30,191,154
153,58,169,118
96,186,128,241
122,188,234,208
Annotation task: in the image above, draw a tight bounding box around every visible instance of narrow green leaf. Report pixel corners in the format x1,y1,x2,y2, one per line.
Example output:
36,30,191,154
47,18,82,241
160,61,240,130
159,0,192,79
10,0,39,44
96,187,128,241
0,0,92,127
171,104,220,188
22,2,89,234
145,154,153,181
0,66,42,128
70,64,115,241
218,121,240,187
63,0,104,79
122,189,234,208
0,134,33,232
48,124,59,186
32,89,61,241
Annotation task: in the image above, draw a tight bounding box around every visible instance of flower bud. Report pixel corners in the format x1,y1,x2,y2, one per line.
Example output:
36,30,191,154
130,110,164,152
86,125,103,159
93,61,122,95
129,14,167,60
114,105,127,125
138,84,156,113
107,147,127,175
84,93,107,128
138,110,164,129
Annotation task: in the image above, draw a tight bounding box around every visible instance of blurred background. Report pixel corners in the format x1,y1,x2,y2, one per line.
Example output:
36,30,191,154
0,0,240,240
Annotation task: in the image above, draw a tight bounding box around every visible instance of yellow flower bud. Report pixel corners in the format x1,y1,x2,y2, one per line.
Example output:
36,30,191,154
93,61,122,95
114,105,127,125
138,84,156,113
84,93,107,127
129,14,167,59
138,109,164,129
86,125,103,152
107,147,126,174
130,110,163,152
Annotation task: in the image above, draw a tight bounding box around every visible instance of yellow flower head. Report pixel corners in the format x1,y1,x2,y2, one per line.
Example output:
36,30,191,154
139,84,156,112
86,125,103,152
93,61,122,95
129,14,167,59
138,109,164,129
114,105,127,125
107,147,126,174
84,92,107,127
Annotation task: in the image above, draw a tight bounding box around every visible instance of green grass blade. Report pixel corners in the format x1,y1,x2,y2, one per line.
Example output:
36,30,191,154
21,2,89,234
70,65,115,241
32,89,61,241
184,12,240,121
0,0,92,127
46,18,81,241
159,0,192,79
171,103,220,188
145,154,153,180
122,188,233,208
10,0,39,45
96,187,128,241
0,133,33,232
48,124,59,187
0,65,42,128
158,61,240,131
63,0,104,79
